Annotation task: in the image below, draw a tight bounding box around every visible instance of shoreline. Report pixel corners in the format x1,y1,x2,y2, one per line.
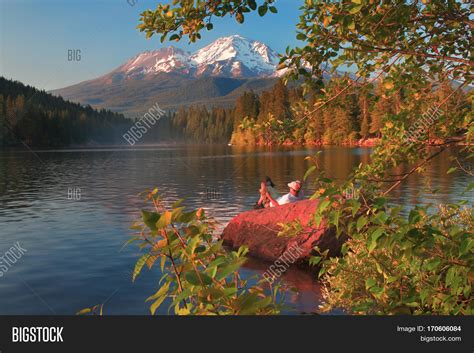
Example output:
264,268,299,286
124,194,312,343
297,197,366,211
231,136,472,147
2,137,471,151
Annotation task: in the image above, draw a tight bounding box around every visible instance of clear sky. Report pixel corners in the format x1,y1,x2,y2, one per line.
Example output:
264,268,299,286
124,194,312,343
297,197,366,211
0,0,303,90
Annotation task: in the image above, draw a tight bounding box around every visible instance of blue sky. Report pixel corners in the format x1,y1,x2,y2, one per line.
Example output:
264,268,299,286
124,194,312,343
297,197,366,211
0,0,303,90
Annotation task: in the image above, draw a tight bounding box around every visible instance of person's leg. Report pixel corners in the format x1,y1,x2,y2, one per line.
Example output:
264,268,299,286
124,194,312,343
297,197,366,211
257,181,267,206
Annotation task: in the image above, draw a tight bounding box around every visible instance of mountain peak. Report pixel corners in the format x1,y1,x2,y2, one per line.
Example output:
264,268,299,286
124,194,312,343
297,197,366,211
222,34,247,40
106,35,281,82
190,35,279,77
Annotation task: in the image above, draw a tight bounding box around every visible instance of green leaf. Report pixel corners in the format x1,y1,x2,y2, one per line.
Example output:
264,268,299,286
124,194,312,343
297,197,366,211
425,257,441,271
367,228,385,252
373,197,386,209
141,210,159,231
303,165,316,181
365,278,376,289
146,282,171,302
150,295,167,315
258,4,268,16
420,289,429,305
296,33,306,41
269,6,278,14
350,200,361,216
309,256,322,266
369,286,384,298
208,256,227,269
185,271,213,286
314,213,322,227
459,238,473,255
349,4,363,14
216,258,246,280
318,265,328,278
185,235,201,255
447,167,457,174
180,211,197,224
386,276,399,284
156,211,172,229
160,255,166,272
133,253,150,282
121,236,141,251
317,199,331,213
356,216,367,232
445,267,456,287
173,289,191,305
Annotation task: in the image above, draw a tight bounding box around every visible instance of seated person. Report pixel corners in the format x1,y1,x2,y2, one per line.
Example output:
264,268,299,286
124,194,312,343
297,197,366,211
256,176,280,208
266,180,303,207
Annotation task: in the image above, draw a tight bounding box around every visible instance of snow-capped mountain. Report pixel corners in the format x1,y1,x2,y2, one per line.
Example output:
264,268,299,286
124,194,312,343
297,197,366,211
119,47,192,78
108,35,281,82
190,35,280,77
51,35,286,116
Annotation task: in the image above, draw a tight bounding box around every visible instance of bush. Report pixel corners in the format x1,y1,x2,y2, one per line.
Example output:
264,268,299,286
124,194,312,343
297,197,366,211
128,188,283,315
319,203,473,315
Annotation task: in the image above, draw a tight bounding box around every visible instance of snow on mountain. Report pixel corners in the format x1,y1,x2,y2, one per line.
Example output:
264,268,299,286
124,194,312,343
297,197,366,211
107,35,282,82
190,35,280,77
113,47,192,79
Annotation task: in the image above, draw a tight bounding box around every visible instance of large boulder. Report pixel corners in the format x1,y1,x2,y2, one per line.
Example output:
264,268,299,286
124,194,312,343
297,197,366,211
221,199,346,264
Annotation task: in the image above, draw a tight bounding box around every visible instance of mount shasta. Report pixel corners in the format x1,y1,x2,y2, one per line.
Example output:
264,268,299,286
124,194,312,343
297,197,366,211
52,35,286,117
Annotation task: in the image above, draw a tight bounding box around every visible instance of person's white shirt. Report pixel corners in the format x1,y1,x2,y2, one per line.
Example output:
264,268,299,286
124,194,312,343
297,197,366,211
271,192,303,206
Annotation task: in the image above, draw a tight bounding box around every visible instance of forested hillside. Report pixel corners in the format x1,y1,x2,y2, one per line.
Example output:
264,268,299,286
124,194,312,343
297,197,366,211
229,78,471,145
165,77,470,146
3,76,469,148
169,106,234,143
0,77,130,148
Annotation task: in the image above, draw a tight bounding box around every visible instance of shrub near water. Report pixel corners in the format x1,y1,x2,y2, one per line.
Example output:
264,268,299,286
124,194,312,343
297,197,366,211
319,202,473,315
128,188,283,315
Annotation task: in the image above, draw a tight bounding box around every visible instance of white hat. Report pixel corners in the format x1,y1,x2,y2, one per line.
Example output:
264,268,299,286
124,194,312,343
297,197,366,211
288,180,302,191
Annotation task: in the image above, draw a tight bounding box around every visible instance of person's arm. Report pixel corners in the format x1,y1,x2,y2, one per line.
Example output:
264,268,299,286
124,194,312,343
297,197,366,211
265,191,280,207
257,183,267,206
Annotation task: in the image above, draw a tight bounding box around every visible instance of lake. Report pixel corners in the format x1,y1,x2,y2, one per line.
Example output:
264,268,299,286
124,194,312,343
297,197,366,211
0,145,472,314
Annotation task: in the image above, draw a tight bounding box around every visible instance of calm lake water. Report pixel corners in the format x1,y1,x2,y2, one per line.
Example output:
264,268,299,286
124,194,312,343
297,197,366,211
0,145,472,314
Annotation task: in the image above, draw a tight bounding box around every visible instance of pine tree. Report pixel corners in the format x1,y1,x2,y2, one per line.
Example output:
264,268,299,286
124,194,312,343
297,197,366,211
358,92,371,139
370,84,392,136
271,79,289,120
322,106,334,144
332,107,354,144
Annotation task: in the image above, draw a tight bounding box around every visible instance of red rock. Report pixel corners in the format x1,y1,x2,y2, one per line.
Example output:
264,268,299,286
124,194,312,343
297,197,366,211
221,199,346,264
